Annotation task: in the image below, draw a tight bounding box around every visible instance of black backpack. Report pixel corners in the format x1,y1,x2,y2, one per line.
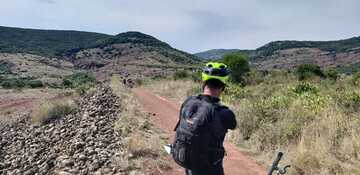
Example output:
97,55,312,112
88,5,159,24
171,96,216,169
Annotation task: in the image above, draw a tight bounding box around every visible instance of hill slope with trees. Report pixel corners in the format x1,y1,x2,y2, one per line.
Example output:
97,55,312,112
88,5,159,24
0,26,200,65
195,37,360,72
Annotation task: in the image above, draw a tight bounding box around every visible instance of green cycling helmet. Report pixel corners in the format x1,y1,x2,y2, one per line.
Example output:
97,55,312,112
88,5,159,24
201,62,230,85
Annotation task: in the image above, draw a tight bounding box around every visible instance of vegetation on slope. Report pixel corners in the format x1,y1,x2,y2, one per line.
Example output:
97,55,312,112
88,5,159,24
257,36,360,56
0,26,110,57
144,69,360,175
195,36,360,60
0,26,200,64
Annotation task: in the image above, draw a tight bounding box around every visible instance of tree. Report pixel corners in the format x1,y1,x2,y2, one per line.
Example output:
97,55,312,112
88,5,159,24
295,64,324,80
223,53,250,84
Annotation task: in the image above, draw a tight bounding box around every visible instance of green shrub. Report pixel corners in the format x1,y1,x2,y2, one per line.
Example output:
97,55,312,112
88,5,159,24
341,91,360,111
352,72,360,86
223,53,250,84
244,70,265,85
223,84,248,101
62,72,96,88
0,63,12,74
0,78,45,89
173,70,189,80
1,78,26,89
291,82,319,95
190,71,202,82
295,64,324,80
324,68,339,81
27,80,44,88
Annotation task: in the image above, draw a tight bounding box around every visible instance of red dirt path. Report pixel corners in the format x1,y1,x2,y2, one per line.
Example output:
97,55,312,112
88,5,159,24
133,88,266,175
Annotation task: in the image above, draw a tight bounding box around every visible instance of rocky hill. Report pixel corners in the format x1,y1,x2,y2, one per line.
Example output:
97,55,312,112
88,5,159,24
0,26,201,83
195,37,360,72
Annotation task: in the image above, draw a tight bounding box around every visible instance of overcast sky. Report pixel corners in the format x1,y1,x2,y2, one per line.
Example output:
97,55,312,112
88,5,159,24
1,0,360,53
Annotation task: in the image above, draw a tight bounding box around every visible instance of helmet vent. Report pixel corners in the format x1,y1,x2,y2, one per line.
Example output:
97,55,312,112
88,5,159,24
208,64,213,68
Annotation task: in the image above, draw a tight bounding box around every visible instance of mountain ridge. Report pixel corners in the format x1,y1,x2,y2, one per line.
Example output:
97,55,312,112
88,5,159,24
195,36,360,72
195,36,360,60
0,26,200,64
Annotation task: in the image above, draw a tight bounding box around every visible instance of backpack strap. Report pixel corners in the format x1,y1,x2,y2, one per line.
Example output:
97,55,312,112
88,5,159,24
173,96,197,131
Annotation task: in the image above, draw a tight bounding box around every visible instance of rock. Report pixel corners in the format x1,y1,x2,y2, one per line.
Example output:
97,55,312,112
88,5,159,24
0,85,124,174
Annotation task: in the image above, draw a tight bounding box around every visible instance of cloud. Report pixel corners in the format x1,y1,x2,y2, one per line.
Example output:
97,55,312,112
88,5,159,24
0,0,359,53
35,0,56,4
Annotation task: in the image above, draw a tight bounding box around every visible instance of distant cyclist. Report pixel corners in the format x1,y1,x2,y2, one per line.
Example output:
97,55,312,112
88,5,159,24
172,62,237,175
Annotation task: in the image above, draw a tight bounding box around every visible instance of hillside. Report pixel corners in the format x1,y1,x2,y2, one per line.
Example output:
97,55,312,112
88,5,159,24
195,49,243,60
195,37,360,72
0,26,199,65
0,26,201,83
0,26,110,57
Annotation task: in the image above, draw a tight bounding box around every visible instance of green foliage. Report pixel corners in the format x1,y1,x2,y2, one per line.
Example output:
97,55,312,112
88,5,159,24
223,53,250,84
340,90,360,111
190,71,202,82
244,70,265,85
0,26,110,57
172,70,190,80
0,77,43,89
323,68,339,81
62,72,96,91
352,72,360,86
256,37,360,56
291,82,319,95
0,26,200,65
336,62,360,74
223,84,248,101
295,64,324,80
0,78,25,89
0,63,12,74
27,80,44,88
104,32,171,48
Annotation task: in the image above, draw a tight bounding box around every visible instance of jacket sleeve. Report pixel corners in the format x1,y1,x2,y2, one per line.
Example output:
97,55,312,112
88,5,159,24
219,108,237,130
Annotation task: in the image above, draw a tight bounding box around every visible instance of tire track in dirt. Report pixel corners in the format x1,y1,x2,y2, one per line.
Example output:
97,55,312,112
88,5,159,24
133,88,266,175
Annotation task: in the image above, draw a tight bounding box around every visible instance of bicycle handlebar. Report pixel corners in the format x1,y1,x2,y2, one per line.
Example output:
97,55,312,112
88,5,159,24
267,152,285,175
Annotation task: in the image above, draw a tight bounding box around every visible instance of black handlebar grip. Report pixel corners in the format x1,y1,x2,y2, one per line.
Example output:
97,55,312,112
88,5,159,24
267,152,283,175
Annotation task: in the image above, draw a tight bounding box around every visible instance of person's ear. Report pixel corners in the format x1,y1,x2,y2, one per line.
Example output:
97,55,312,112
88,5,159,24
221,86,225,92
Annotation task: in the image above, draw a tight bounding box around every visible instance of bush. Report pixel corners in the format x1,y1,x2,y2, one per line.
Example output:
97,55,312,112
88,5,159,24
352,72,360,86
172,70,189,80
244,70,265,85
31,99,77,124
62,72,96,88
0,63,12,74
223,53,250,84
190,71,202,82
323,68,339,81
291,82,319,95
0,79,26,89
0,78,44,89
295,64,324,80
27,80,44,88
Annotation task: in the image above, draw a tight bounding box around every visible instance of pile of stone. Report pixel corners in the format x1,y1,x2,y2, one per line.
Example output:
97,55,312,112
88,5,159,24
0,85,127,175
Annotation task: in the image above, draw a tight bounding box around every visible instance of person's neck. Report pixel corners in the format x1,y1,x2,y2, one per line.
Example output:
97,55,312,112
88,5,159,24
203,90,220,98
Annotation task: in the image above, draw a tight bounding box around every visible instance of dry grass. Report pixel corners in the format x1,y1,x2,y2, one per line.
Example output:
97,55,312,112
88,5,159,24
143,79,200,104
110,75,171,174
30,98,76,124
144,73,360,175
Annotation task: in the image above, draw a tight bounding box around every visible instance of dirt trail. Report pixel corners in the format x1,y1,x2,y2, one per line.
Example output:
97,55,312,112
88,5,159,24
133,88,266,175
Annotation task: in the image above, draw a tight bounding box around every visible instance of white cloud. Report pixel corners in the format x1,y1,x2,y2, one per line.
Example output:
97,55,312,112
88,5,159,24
0,0,359,52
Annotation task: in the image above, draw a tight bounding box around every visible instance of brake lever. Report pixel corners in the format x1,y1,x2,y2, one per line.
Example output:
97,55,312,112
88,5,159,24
277,165,291,175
